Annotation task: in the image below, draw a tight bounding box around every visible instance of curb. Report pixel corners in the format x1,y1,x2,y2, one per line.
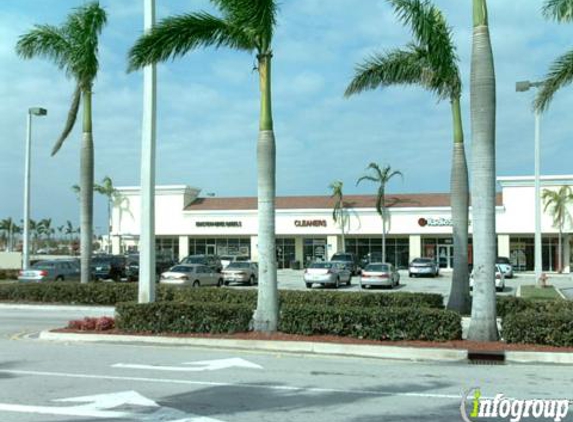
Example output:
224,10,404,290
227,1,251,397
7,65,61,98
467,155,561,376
505,351,573,365
554,286,568,300
0,303,115,313
39,331,467,363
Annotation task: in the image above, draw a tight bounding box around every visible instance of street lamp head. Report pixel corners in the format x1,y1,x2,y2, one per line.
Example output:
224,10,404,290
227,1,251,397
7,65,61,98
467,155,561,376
29,107,47,116
515,81,532,92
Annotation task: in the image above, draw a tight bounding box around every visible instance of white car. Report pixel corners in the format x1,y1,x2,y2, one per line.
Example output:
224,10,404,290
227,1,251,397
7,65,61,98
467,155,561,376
222,262,258,286
495,257,514,278
220,255,251,269
470,264,505,292
304,261,352,289
360,263,400,289
159,264,223,287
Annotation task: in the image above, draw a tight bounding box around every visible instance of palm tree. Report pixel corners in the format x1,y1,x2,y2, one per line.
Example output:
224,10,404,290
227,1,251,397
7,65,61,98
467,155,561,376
94,176,119,253
37,218,54,250
329,181,348,252
542,186,573,273
16,2,107,283
345,0,470,314
356,163,402,263
535,0,573,111
0,218,17,251
128,0,279,332
467,0,499,342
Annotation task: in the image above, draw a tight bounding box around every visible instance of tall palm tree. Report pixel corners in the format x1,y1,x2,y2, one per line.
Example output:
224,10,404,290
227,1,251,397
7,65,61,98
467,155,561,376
16,2,107,283
467,0,499,342
38,218,54,249
0,218,17,252
329,181,348,252
345,0,470,313
128,0,280,332
94,176,119,253
356,163,402,263
535,0,573,111
542,186,573,273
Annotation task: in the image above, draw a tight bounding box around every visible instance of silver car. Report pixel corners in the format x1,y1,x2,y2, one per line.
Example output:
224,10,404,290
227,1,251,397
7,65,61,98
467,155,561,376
159,264,223,287
222,262,258,286
304,261,352,289
18,259,80,282
360,263,400,289
408,258,439,278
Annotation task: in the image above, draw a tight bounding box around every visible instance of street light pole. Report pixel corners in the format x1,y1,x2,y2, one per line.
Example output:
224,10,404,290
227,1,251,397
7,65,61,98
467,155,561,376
22,107,47,270
516,80,543,284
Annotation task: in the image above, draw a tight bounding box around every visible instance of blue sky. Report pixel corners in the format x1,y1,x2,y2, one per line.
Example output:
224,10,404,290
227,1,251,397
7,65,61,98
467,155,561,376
1,0,572,233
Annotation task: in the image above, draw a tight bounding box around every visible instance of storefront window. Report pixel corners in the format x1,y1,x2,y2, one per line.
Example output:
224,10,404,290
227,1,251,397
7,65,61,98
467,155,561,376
155,237,179,261
304,238,327,266
277,238,296,269
344,237,409,269
188,238,250,258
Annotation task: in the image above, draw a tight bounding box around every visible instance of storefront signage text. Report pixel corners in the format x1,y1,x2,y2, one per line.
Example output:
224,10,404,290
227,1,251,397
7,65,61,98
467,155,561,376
294,220,327,227
418,217,471,227
196,221,243,228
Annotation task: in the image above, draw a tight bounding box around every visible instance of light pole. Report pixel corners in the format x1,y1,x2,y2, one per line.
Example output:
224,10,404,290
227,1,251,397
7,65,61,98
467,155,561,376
516,80,543,284
22,107,47,270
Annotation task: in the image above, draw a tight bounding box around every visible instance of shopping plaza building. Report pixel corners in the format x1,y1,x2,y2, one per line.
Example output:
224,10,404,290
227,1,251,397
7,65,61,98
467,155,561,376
110,175,573,273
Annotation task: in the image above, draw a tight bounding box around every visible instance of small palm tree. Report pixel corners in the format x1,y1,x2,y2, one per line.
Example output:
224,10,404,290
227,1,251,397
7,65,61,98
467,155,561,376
16,2,107,283
542,186,573,273
128,0,280,332
345,0,470,313
535,0,573,111
467,0,499,342
329,181,348,252
94,176,119,253
356,163,402,263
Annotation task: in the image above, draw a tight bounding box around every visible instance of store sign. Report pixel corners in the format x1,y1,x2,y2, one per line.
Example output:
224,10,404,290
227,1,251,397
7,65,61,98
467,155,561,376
195,221,242,228
294,220,327,227
418,217,471,227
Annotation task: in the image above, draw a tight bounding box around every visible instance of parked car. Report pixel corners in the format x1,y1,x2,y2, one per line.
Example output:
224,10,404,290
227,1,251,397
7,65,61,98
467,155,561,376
495,257,514,278
470,264,505,292
180,254,222,272
159,264,223,287
92,255,127,281
124,254,176,282
408,258,439,278
221,262,258,286
220,255,251,269
303,261,352,289
360,263,400,289
18,259,80,282
330,252,359,275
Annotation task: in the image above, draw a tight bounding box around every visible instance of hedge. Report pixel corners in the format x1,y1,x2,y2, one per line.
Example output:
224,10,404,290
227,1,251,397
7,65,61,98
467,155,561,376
0,269,18,280
116,302,252,334
0,282,444,309
279,304,462,342
496,296,573,318
503,310,573,347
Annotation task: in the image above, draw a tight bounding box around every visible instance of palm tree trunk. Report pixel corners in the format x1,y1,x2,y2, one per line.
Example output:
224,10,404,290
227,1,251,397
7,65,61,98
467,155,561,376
381,216,386,263
80,88,94,283
447,97,470,314
558,228,562,273
253,52,278,333
467,0,499,341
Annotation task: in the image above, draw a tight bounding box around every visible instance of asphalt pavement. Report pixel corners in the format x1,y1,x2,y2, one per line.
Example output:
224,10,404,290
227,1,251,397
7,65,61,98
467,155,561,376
1,307,573,422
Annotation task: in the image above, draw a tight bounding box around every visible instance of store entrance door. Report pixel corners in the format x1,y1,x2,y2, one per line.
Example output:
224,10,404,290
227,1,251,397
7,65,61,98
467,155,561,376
437,245,453,269
206,244,216,255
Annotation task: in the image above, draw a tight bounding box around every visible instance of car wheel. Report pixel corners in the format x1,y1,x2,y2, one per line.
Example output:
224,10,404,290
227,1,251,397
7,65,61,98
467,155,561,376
409,273,414,278
335,277,340,289
192,280,200,288
217,278,223,288
346,277,351,286
360,284,367,289
224,281,229,286
249,275,255,286
305,283,312,289
55,276,64,282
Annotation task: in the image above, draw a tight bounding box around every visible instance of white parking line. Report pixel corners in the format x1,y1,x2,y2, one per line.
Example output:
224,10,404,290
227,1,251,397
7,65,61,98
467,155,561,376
0,368,463,400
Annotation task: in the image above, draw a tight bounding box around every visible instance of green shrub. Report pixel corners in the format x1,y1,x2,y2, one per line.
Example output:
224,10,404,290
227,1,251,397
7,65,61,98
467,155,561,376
497,296,573,318
116,302,252,334
0,269,19,280
503,310,573,346
279,304,461,341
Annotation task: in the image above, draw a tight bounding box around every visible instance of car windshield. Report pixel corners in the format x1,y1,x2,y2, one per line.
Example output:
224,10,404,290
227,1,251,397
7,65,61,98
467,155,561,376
169,265,190,273
227,262,250,269
185,257,204,264
92,257,111,264
332,254,351,261
496,257,511,264
413,258,433,264
32,262,54,269
220,256,233,261
309,262,332,269
366,264,389,272
236,256,250,261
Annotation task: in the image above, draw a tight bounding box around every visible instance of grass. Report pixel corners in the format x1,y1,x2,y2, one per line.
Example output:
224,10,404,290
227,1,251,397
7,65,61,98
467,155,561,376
520,284,562,300
0,280,17,285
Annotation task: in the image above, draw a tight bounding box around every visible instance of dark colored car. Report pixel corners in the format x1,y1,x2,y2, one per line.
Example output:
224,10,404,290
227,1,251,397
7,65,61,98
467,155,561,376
125,254,176,282
180,254,223,273
92,255,127,281
330,252,359,275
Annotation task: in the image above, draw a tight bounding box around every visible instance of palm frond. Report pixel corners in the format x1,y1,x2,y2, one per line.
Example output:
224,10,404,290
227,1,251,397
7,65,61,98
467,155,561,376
128,12,255,71
16,25,72,72
356,175,378,186
543,0,573,22
52,84,81,156
534,49,573,112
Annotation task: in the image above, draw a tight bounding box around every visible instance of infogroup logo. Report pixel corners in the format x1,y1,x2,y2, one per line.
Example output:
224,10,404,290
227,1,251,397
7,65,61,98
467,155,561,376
460,388,570,422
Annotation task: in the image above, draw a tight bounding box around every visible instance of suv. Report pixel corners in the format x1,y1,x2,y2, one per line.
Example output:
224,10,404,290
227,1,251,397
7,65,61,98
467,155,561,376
92,255,127,281
125,254,177,282
330,252,359,275
180,254,222,273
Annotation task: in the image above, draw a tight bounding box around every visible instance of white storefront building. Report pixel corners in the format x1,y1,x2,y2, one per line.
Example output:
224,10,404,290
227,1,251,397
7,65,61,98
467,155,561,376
110,175,573,273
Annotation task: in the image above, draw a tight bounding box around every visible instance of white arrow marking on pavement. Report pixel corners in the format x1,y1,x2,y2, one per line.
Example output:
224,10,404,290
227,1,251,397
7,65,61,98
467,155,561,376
54,390,159,409
112,357,263,372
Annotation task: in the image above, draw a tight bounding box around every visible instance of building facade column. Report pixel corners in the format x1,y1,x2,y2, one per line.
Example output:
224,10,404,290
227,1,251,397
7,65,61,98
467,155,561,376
563,234,571,274
111,236,121,255
178,236,189,262
294,237,303,264
250,236,259,262
409,235,421,262
327,235,339,260
497,234,510,258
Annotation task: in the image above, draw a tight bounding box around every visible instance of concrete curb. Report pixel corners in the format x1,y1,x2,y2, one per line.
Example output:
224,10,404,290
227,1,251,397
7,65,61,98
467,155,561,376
505,351,573,365
0,303,114,313
39,331,467,363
